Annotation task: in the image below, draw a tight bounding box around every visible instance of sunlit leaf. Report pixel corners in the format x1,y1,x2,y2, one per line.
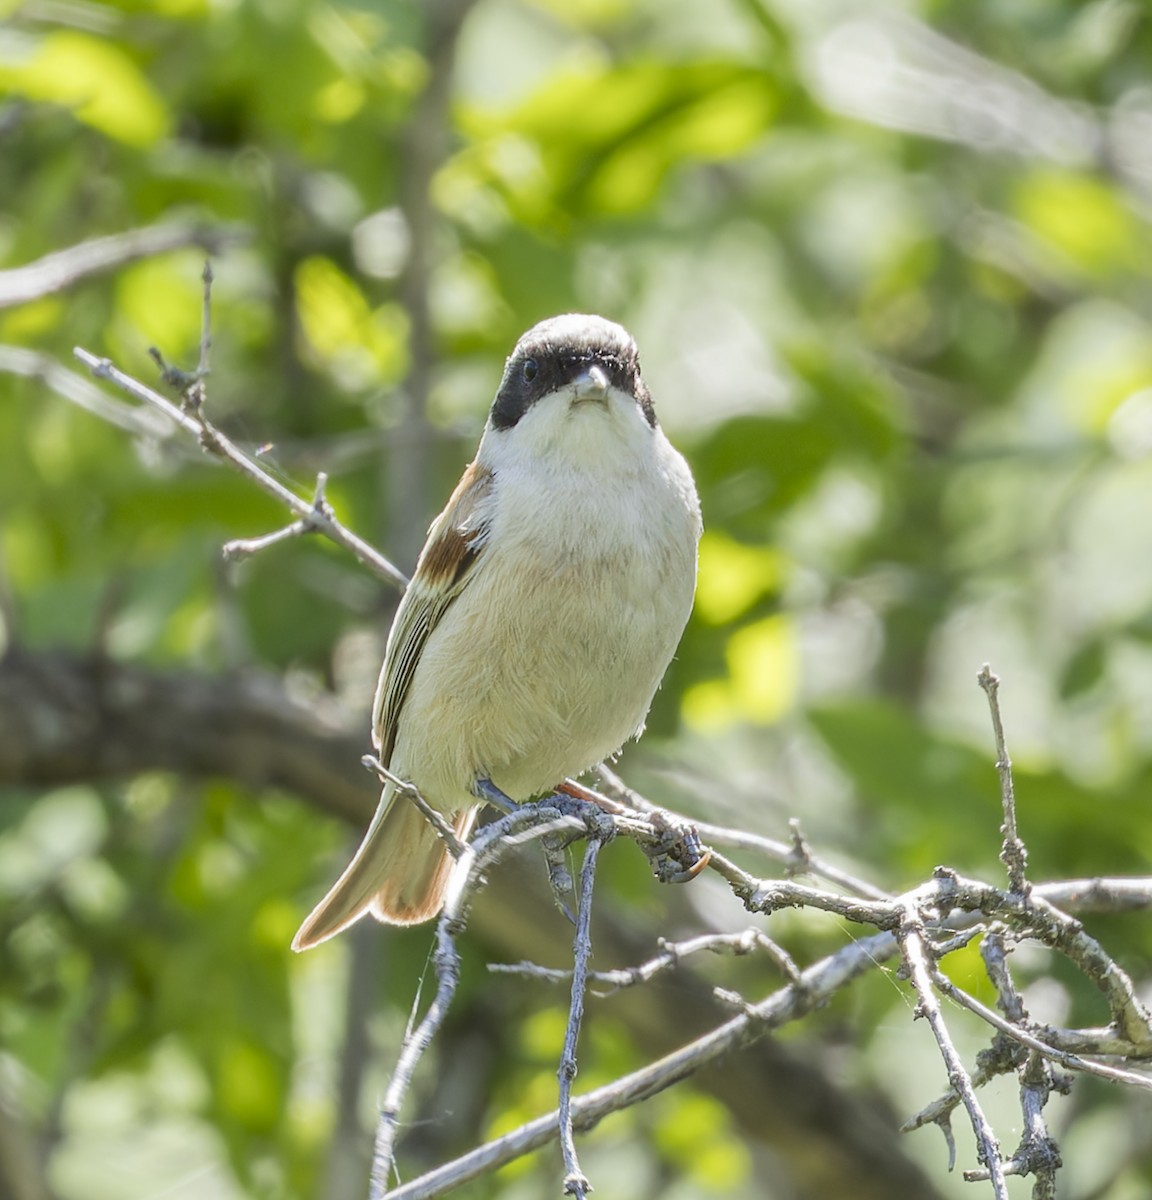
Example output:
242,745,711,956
458,60,776,219
294,255,409,389
1013,168,1145,280
0,30,170,146
695,531,787,625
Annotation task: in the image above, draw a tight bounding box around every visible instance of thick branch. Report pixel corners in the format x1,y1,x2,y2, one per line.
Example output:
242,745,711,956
0,646,373,826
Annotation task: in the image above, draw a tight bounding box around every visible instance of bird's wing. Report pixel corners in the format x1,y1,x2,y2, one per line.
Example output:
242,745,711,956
371,461,494,764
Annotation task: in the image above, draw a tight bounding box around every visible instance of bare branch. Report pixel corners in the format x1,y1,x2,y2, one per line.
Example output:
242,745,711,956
1021,893,1152,1045
0,345,169,437
1008,1052,1062,1197
490,928,802,995
381,928,897,1199
897,900,1008,1196
558,834,607,1198
198,259,214,378
596,764,891,900
979,933,1063,1194
978,665,1028,893
362,755,468,860
1036,877,1152,913
931,972,1152,1093
71,347,409,590
370,804,584,1197
0,221,246,309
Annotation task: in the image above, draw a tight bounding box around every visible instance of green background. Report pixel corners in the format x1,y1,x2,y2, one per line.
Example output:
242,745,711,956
2,0,1152,1197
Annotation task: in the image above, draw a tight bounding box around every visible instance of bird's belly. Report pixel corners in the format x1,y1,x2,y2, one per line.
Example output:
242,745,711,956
391,523,693,807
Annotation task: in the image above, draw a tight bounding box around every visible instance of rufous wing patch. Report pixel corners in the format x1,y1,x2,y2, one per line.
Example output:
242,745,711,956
371,461,494,762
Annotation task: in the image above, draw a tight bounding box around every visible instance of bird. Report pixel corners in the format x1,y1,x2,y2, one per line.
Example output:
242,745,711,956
292,313,701,951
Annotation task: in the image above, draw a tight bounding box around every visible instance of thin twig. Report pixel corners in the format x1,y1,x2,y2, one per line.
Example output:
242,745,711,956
595,764,891,901
979,933,1063,1194
978,665,1028,893
361,755,468,859
380,929,896,1199
72,347,409,589
714,855,902,927
221,519,313,561
898,933,1021,1136
490,928,802,995
369,909,462,1200
1020,893,1152,1045
931,970,1152,1093
370,805,584,1195
198,260,213,378
897,900,1008,1196
1035,877,1152,913
993,1052,1062,1196
558,837,604,1198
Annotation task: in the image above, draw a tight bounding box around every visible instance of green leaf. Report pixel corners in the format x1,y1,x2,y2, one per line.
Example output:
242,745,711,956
0,31,170,146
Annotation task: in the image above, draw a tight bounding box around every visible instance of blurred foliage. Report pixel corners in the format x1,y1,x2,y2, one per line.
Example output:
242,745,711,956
3,0,1152,1197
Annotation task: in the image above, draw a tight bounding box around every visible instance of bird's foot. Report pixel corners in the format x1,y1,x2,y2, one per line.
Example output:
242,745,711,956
646,811,711,884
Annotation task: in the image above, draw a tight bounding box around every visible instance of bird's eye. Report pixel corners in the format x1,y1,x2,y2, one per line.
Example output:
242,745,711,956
522,357,538,383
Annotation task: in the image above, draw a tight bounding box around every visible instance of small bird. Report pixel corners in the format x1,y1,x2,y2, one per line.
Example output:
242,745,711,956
292,314,701,950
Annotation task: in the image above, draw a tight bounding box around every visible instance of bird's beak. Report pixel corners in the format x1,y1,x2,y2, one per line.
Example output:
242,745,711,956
571,363,611,406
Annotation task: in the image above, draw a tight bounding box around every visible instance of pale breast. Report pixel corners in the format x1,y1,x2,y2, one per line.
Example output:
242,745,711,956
392,446,699,807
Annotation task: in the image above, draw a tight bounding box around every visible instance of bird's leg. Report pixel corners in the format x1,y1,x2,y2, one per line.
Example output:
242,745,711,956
472,777,518,813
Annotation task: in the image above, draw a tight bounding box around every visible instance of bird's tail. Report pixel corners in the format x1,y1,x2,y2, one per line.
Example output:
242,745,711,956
291,789,477,951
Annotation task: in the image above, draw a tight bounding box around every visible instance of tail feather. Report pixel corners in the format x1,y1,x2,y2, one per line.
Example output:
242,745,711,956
292,791,477,951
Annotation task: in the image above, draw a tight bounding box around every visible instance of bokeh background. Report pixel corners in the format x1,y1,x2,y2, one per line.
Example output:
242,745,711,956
3,0,1152,1197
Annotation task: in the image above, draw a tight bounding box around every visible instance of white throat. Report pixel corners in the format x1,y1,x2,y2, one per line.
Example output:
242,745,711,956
480,384,654,479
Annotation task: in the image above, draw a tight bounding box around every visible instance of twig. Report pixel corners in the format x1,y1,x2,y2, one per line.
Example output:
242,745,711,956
1035,877,1152,913
1019,893,1152,1045
981,930,1026,1023
558,836,605,1198
0,221,246,309
0,344,169,436
490,928,802,995
968,1052,1062,1196
931,971,1152,1093
222,473,335,561
897,900,1008,1196
369,907,463,1200
361,755,468,859
978,665,1028,893
221,518,315,561
1018,1052,1064,1197
370,804,584,1196
595,764,890,901
979,933,1063,1195
198,260,213,378
898,934,1021,1137
712,855,901,928
72,347,409,589
380,928,896,1199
